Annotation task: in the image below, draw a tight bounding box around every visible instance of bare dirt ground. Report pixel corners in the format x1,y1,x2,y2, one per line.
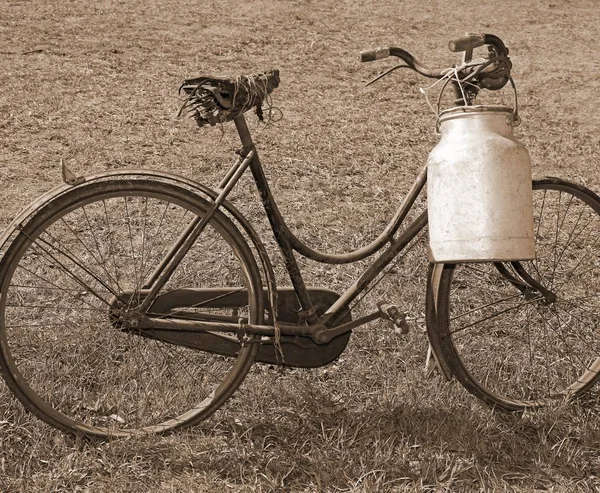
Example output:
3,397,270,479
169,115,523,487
1,0,599,491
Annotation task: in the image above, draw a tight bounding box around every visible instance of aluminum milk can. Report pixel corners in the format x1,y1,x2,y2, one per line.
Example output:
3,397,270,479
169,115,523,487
427,105,535,262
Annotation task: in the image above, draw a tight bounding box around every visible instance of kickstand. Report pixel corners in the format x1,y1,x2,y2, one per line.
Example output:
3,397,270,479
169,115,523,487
425,343,439,377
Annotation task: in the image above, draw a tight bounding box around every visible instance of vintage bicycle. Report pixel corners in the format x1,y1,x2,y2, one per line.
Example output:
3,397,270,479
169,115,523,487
0,34,598,437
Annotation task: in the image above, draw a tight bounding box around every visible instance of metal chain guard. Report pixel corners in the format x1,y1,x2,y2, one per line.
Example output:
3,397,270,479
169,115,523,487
115,287,352,369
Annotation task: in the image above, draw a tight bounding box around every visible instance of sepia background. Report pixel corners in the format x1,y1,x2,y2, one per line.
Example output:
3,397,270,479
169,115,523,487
1,0,599,491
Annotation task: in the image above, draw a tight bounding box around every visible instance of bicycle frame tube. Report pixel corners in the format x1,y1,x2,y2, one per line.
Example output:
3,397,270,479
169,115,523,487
234,114,429,330
138,113,429,332
138,145,256,311
288,164,428,264
234,116,320,324
236,118,428,265
323,209,428,327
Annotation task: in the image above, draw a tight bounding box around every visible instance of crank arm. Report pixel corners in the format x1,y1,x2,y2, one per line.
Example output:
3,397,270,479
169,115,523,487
313,310,382,344
314,303,411,344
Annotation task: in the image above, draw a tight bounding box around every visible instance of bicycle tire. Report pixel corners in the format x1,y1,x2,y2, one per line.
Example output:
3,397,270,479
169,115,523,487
430,178,600,410
0,177,263,437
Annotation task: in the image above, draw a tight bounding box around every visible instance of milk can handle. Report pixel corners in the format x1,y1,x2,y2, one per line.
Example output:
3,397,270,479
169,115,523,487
435,75,520,133
508,76,521,126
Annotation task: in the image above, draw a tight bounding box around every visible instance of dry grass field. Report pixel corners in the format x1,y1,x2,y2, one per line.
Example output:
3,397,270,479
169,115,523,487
1,0,599,491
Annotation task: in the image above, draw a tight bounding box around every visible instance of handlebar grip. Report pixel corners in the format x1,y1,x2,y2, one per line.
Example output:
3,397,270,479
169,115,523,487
448,33,486,52
360,47,391,62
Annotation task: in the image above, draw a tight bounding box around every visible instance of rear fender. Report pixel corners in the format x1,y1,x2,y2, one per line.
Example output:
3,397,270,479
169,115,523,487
0,169,279,318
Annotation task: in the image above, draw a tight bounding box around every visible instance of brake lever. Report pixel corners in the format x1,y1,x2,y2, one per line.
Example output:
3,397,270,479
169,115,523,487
364,63,412,87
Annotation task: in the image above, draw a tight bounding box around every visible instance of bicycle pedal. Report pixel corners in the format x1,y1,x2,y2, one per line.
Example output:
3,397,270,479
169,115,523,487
377,302,409,334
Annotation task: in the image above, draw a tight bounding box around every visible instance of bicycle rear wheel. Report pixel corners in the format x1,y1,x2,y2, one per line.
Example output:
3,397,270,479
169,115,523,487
431,178,600,410
0,177,262,436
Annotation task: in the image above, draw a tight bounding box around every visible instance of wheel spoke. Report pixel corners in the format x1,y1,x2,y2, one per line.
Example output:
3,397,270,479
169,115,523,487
19,237,115,307
434,181,600,409
9,266,103,312
449,295,544,336
0,181,259,437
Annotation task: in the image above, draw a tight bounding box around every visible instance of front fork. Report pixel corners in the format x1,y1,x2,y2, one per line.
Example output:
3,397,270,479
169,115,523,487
495,262,557,304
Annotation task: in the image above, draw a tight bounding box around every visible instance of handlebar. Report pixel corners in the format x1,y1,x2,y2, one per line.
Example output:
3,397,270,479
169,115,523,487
448,33,508,58
359,46,446,79
360,33,512,95
359,47,391,63
448,33,486,53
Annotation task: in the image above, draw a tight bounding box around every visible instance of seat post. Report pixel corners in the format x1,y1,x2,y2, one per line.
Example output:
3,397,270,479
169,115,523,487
233,114,255,150
231,115,319,326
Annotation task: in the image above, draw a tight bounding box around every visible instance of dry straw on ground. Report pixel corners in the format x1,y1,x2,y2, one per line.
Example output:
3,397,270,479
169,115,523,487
1,0,599,491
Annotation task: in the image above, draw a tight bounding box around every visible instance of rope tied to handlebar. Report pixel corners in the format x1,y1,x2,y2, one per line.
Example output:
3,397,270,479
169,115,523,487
417,57,520,132
360,34,517,130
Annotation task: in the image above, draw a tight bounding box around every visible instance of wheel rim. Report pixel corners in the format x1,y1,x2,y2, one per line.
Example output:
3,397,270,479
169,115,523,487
0,180,260,436
440,182,600,408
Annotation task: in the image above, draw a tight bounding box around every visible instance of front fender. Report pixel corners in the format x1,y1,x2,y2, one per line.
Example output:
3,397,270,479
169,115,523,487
425,263,453,381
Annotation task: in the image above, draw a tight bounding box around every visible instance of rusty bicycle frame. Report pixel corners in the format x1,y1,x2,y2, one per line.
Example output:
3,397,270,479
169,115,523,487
126,34,520,363
125,35,519,361
131,35,519,355
9,33,590,438
129,111,429,350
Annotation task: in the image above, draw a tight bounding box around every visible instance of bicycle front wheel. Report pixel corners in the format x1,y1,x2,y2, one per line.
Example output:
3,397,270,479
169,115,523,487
431,178,600,410
0,177,262,437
